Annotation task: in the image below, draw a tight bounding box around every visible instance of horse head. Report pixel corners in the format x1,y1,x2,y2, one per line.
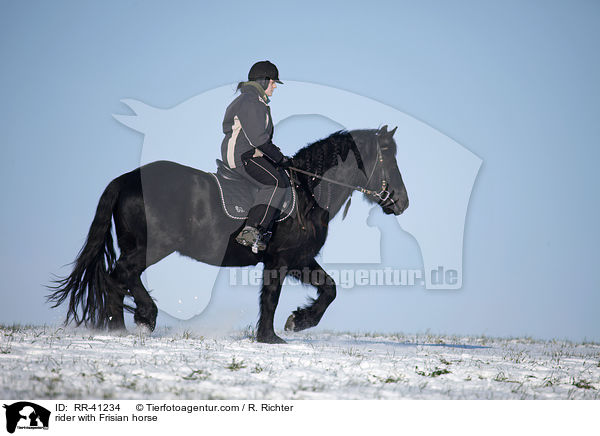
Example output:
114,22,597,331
360,125,409,216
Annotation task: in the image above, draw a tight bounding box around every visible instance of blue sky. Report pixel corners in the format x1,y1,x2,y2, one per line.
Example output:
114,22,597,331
1,0,599,341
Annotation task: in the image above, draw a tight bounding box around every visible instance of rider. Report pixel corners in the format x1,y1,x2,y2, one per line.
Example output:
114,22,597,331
221,60,291,251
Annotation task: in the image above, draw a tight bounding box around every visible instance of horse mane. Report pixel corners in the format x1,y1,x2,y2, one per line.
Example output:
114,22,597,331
292,129,370,190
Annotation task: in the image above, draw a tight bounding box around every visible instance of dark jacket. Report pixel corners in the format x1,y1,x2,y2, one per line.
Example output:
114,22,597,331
221,82,285,169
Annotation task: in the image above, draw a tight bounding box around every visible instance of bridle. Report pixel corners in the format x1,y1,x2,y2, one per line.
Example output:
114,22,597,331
363,134,393,204
288,133,394,206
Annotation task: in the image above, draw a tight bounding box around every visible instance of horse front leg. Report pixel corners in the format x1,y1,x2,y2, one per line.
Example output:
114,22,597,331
284,259,336,332
256,263,287,344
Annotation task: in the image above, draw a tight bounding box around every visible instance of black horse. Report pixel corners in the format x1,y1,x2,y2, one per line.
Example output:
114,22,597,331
48,125,408,343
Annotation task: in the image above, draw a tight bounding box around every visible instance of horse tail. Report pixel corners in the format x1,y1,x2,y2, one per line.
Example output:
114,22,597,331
47,178,121,329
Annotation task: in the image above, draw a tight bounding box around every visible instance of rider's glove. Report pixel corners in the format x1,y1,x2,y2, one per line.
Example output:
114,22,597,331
257,141,285,164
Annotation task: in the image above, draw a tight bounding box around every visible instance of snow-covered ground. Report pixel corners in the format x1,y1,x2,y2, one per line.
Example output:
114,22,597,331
1,325,599,399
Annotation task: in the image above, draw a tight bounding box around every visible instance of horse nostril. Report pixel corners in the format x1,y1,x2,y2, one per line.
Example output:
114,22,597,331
395,196,409,214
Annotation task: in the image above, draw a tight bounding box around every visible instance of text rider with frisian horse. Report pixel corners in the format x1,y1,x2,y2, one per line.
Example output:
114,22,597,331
221,61,291,252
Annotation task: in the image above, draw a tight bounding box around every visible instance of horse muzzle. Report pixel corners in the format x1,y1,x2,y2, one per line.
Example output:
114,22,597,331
381,191,408,215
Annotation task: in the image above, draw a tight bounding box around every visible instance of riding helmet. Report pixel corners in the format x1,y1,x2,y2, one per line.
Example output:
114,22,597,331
248,61,283,84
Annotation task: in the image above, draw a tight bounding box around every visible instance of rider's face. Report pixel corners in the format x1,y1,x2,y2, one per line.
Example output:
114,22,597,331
265,79,277,97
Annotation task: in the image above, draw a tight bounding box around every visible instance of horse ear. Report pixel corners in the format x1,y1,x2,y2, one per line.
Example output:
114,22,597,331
389,126,398,137
378,125,388,135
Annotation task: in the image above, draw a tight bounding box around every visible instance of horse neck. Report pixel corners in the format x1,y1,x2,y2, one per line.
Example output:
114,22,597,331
294,131,374,220
309,181,354,220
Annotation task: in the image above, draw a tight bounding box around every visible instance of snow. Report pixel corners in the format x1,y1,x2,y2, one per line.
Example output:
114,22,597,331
1,325,599,399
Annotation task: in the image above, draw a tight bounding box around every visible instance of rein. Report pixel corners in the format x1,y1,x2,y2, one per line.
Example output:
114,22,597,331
287,135,392,203
287,166,389,201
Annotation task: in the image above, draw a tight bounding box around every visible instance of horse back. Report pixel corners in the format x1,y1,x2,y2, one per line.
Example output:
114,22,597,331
113,160,255,267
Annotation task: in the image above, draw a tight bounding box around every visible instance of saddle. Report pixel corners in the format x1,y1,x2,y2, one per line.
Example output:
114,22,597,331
211,160,295,222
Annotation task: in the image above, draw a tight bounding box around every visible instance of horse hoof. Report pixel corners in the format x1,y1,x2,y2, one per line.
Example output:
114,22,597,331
135,324,152,336
284,314,295,332
134,314,156,332
257,334,287,344
134,321,155,333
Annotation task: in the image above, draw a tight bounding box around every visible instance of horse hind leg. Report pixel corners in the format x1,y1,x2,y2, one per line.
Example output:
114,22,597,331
105,272,126,331
285,260,336,332
129,275,157,331
110,251,158,332
106,256,134,331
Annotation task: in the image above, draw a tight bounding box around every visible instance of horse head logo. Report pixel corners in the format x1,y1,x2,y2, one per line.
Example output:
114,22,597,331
3,402,51,433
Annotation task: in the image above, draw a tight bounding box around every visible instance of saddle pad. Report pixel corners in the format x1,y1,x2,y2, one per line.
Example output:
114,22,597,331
211,173,295,222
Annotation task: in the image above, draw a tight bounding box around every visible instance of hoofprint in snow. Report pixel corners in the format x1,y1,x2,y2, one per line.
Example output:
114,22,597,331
1,325,599,400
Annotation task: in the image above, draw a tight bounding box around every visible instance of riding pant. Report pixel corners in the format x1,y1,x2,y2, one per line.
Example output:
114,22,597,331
239,153,289,231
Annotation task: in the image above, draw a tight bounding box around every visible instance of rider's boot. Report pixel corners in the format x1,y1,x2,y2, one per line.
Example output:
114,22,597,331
235,226,268,253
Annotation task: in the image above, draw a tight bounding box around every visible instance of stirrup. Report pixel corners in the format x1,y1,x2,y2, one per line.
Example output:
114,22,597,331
235,226,267,253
